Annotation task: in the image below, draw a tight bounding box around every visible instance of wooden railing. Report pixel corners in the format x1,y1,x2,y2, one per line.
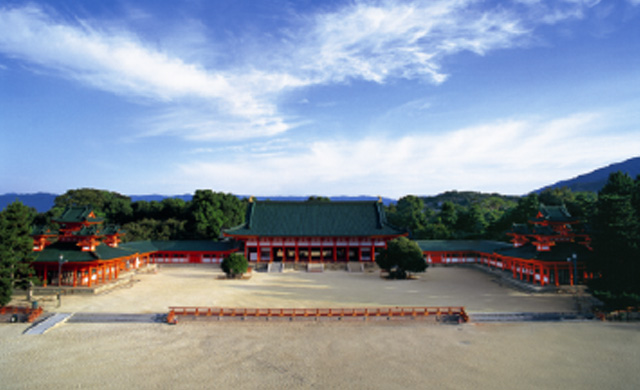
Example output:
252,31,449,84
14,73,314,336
166,306,468,324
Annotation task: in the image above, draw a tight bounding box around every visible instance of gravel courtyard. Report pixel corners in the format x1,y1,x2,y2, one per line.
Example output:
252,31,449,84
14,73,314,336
36,264,576,314
2,265,638,390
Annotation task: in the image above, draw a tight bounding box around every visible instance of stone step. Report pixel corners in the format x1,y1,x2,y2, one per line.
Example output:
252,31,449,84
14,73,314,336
23,313,73,335
267,263,284,273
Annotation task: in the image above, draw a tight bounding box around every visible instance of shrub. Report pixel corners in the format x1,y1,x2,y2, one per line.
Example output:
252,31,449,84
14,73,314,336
376,237,427,279
221,253,249,279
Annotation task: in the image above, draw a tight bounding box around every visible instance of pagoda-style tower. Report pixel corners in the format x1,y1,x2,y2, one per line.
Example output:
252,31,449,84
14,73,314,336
31,225,57,252
32,206,123,252
507,204,591,251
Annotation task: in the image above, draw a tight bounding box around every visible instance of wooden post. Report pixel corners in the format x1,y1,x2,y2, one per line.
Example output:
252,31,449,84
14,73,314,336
570,263,574,286
519,261,523,280
371,243,375,263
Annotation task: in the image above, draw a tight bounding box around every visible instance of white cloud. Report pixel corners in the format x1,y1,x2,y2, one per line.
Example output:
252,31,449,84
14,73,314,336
173,112,640,197
0,1,604,141
288,1,527,86
0,5,292,138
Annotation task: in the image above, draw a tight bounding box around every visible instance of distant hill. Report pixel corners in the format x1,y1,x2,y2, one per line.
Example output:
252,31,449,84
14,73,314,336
422,191,520,210
0,193,396,213
245,195,396,205
129,194,193,203
535,156,640,193
0,193,57,213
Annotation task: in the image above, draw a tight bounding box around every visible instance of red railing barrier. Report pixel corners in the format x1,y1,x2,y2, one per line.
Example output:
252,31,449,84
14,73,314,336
166,306,468,324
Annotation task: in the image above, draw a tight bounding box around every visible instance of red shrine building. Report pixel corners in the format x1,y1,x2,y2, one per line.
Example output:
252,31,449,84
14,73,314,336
30,206,238,288
31,206,141,288
417,204,593,287
223,199,406,263
29,202,591,289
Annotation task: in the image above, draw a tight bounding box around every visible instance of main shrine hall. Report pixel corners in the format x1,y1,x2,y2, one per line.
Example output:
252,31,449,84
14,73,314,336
223,198,407,263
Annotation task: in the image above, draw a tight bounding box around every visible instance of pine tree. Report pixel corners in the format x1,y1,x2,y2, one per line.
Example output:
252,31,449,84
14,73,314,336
592,172,640,297
0,201,35,306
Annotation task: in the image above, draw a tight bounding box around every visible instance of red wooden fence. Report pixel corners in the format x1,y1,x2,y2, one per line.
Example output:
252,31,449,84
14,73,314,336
167,306,468,324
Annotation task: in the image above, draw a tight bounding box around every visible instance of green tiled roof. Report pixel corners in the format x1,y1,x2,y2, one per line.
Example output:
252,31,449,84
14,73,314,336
102,225,123,235
120,240,239,253
74,225,101,236
54,206,103,224
224,201,405,237
34,240,238,264
530,204,575,223
31,225,56,236
415,240,512,253
416,240,592,263
508,224,555,236
496,242,593,262
33,242,137,263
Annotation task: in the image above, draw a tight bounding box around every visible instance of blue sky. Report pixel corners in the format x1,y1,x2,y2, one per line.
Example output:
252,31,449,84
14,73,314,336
1,0,639,198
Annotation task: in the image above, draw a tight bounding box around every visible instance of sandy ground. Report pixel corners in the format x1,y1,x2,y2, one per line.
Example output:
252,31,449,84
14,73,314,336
29,265,577,314
1,321,639,389
2,265,639,389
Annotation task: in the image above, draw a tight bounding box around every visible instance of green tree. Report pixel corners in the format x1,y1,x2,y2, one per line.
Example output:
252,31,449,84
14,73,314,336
455,204,488,238
375,236,427,279
187,191,246,239
0,201,36,306
123,218,187,242
591,172,639,299
539,187,596,223
221,253,249,279
160,198,188,220
439,201,458,230
52,188,132,224
487,193,540,240
387,196,429,238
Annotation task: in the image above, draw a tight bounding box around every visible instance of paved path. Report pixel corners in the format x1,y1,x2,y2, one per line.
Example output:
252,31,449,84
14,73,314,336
67,313,164,323
23,313,72,335
468,311,593,322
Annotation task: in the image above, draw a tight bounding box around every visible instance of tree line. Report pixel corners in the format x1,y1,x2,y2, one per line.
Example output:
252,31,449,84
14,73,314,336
1,175,639,307
384,174,640,307
35,189,247,242
384,189,597,241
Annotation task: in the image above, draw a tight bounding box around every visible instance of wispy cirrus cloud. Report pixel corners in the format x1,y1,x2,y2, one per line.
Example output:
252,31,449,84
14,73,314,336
0,5,294,138
0,1,600,141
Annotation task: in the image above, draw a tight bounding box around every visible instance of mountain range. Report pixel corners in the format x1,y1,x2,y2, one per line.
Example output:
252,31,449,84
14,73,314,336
534,156,640,193
2,156,638,213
